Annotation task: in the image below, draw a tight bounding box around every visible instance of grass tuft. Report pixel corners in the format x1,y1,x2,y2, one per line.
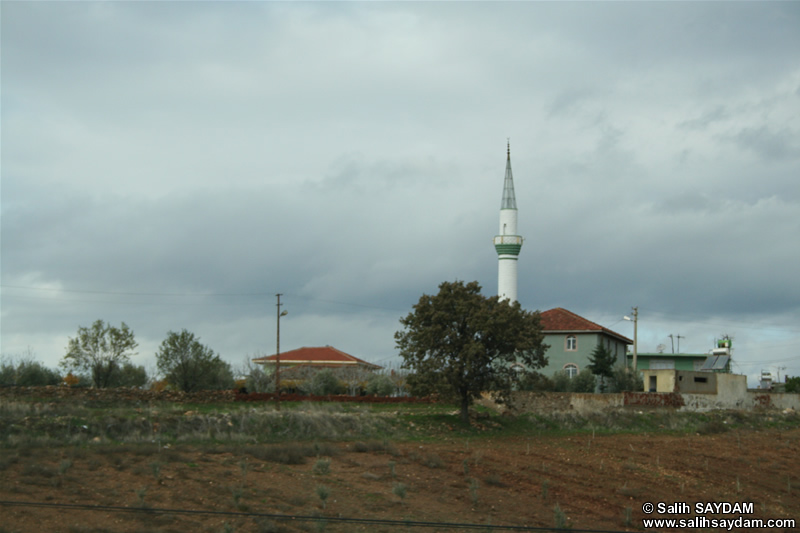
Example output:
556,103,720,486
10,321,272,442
313,458,331,475
554,503,568,529
316,485,330,509
392,482,407,501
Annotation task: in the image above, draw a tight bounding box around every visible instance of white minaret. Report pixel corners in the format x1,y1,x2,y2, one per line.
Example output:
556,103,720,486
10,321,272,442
493,141,523,302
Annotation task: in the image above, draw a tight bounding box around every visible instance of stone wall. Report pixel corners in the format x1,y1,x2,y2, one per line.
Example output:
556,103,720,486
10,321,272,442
4,385,797,412
481,391,682,415
681,391,800,412
0,386,432,405
0,385,235,404
481,390,797,415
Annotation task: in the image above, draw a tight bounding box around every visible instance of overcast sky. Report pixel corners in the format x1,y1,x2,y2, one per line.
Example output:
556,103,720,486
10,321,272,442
2,1,799,387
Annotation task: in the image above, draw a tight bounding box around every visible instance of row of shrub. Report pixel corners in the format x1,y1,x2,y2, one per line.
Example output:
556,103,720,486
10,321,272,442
243,367,405,397
0,358,149,389
0,356,405,398
517,366,643,393
235,392,433,404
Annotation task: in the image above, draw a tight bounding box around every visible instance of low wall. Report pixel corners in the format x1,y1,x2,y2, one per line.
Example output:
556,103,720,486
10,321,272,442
0,386,432,405
483,391,683,415
236,392,433,404
482,390,797,415
623,392,685,408
681,392,800,412
0,385,236,404
4,386,797,413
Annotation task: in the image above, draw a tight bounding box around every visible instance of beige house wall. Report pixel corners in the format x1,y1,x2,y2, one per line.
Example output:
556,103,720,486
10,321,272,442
641,369,742,394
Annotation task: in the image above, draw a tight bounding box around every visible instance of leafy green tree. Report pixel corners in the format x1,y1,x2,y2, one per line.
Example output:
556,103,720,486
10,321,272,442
0,359,15,386
16,360,62,386
204,360,235,391
305,369,343,396
395,280,548,424
365,373,395,396
338,367,372,396
783,376,800,394
586,343,615,392
0,353,61,386
609,366,644,392
517,372,554,392
109,363,149,388
61,320,138,388
241,356,274,393
551,369,595,392
571,369,597,393
551,370,571,392
156,330,233,392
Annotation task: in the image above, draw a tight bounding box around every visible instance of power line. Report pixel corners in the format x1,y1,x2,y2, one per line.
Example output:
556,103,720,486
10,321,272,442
0,293,266,307
732,355,800,365
637,306,800,334
0,284,270,297
0,500,630,532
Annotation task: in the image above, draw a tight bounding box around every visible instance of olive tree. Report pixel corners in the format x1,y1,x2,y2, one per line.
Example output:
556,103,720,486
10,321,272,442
395,280,548,424
365,373,396,396
61,320,138,388
156,330,233,392
109,362,149,388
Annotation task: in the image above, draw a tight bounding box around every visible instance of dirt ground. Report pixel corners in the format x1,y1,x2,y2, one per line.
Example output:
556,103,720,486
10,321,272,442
1,426,798,533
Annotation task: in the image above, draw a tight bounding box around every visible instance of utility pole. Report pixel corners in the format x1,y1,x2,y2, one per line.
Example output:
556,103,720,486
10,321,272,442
275,294,288,411
676,335,685,354
624,307,638,372
669,334,675,354
632,307,638,372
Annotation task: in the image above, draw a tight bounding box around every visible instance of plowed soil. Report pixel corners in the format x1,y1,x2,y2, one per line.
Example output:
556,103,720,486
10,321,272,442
2,426,798,532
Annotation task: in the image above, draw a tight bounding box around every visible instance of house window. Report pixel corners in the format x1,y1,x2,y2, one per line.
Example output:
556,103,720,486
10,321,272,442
565,335,577,351
564,363,579,379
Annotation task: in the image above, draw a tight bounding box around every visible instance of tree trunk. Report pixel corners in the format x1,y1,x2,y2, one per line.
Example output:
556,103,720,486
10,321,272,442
460,395,471,425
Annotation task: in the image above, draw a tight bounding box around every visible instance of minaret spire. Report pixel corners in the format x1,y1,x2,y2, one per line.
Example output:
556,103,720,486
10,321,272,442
493,141,523,302
501,141,517,210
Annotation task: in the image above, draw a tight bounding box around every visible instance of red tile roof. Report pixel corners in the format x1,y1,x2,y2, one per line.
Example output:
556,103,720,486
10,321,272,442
540,308,633,344
252,346,382,369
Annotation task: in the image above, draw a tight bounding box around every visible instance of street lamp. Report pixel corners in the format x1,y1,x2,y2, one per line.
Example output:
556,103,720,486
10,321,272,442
275,294,288,411
623,307,638,372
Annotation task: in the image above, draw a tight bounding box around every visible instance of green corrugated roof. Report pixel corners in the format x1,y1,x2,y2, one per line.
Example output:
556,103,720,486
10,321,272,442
628,352,708,358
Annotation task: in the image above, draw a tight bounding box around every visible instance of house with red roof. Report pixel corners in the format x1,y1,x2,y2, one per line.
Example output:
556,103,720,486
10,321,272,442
252,346,382,392
538,308,632,379
252,345,382,371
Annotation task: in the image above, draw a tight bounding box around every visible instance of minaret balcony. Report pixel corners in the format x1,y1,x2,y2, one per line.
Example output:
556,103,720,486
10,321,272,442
493,235,523,256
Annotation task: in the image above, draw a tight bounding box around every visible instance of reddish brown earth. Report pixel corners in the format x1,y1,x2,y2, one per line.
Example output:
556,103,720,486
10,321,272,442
1,427,798,532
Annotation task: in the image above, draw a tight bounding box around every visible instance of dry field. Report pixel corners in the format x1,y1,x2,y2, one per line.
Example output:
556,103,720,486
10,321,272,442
1,398,798,532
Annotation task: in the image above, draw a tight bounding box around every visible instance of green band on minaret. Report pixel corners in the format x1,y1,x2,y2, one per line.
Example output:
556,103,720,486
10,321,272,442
495,243,522,256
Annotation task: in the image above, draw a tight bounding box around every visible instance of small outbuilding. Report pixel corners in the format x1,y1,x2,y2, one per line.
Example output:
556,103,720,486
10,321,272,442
252,345,381,372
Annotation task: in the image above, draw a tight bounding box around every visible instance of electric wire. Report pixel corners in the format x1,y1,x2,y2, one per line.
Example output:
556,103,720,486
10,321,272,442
1,284,409,312
0,500,632,533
